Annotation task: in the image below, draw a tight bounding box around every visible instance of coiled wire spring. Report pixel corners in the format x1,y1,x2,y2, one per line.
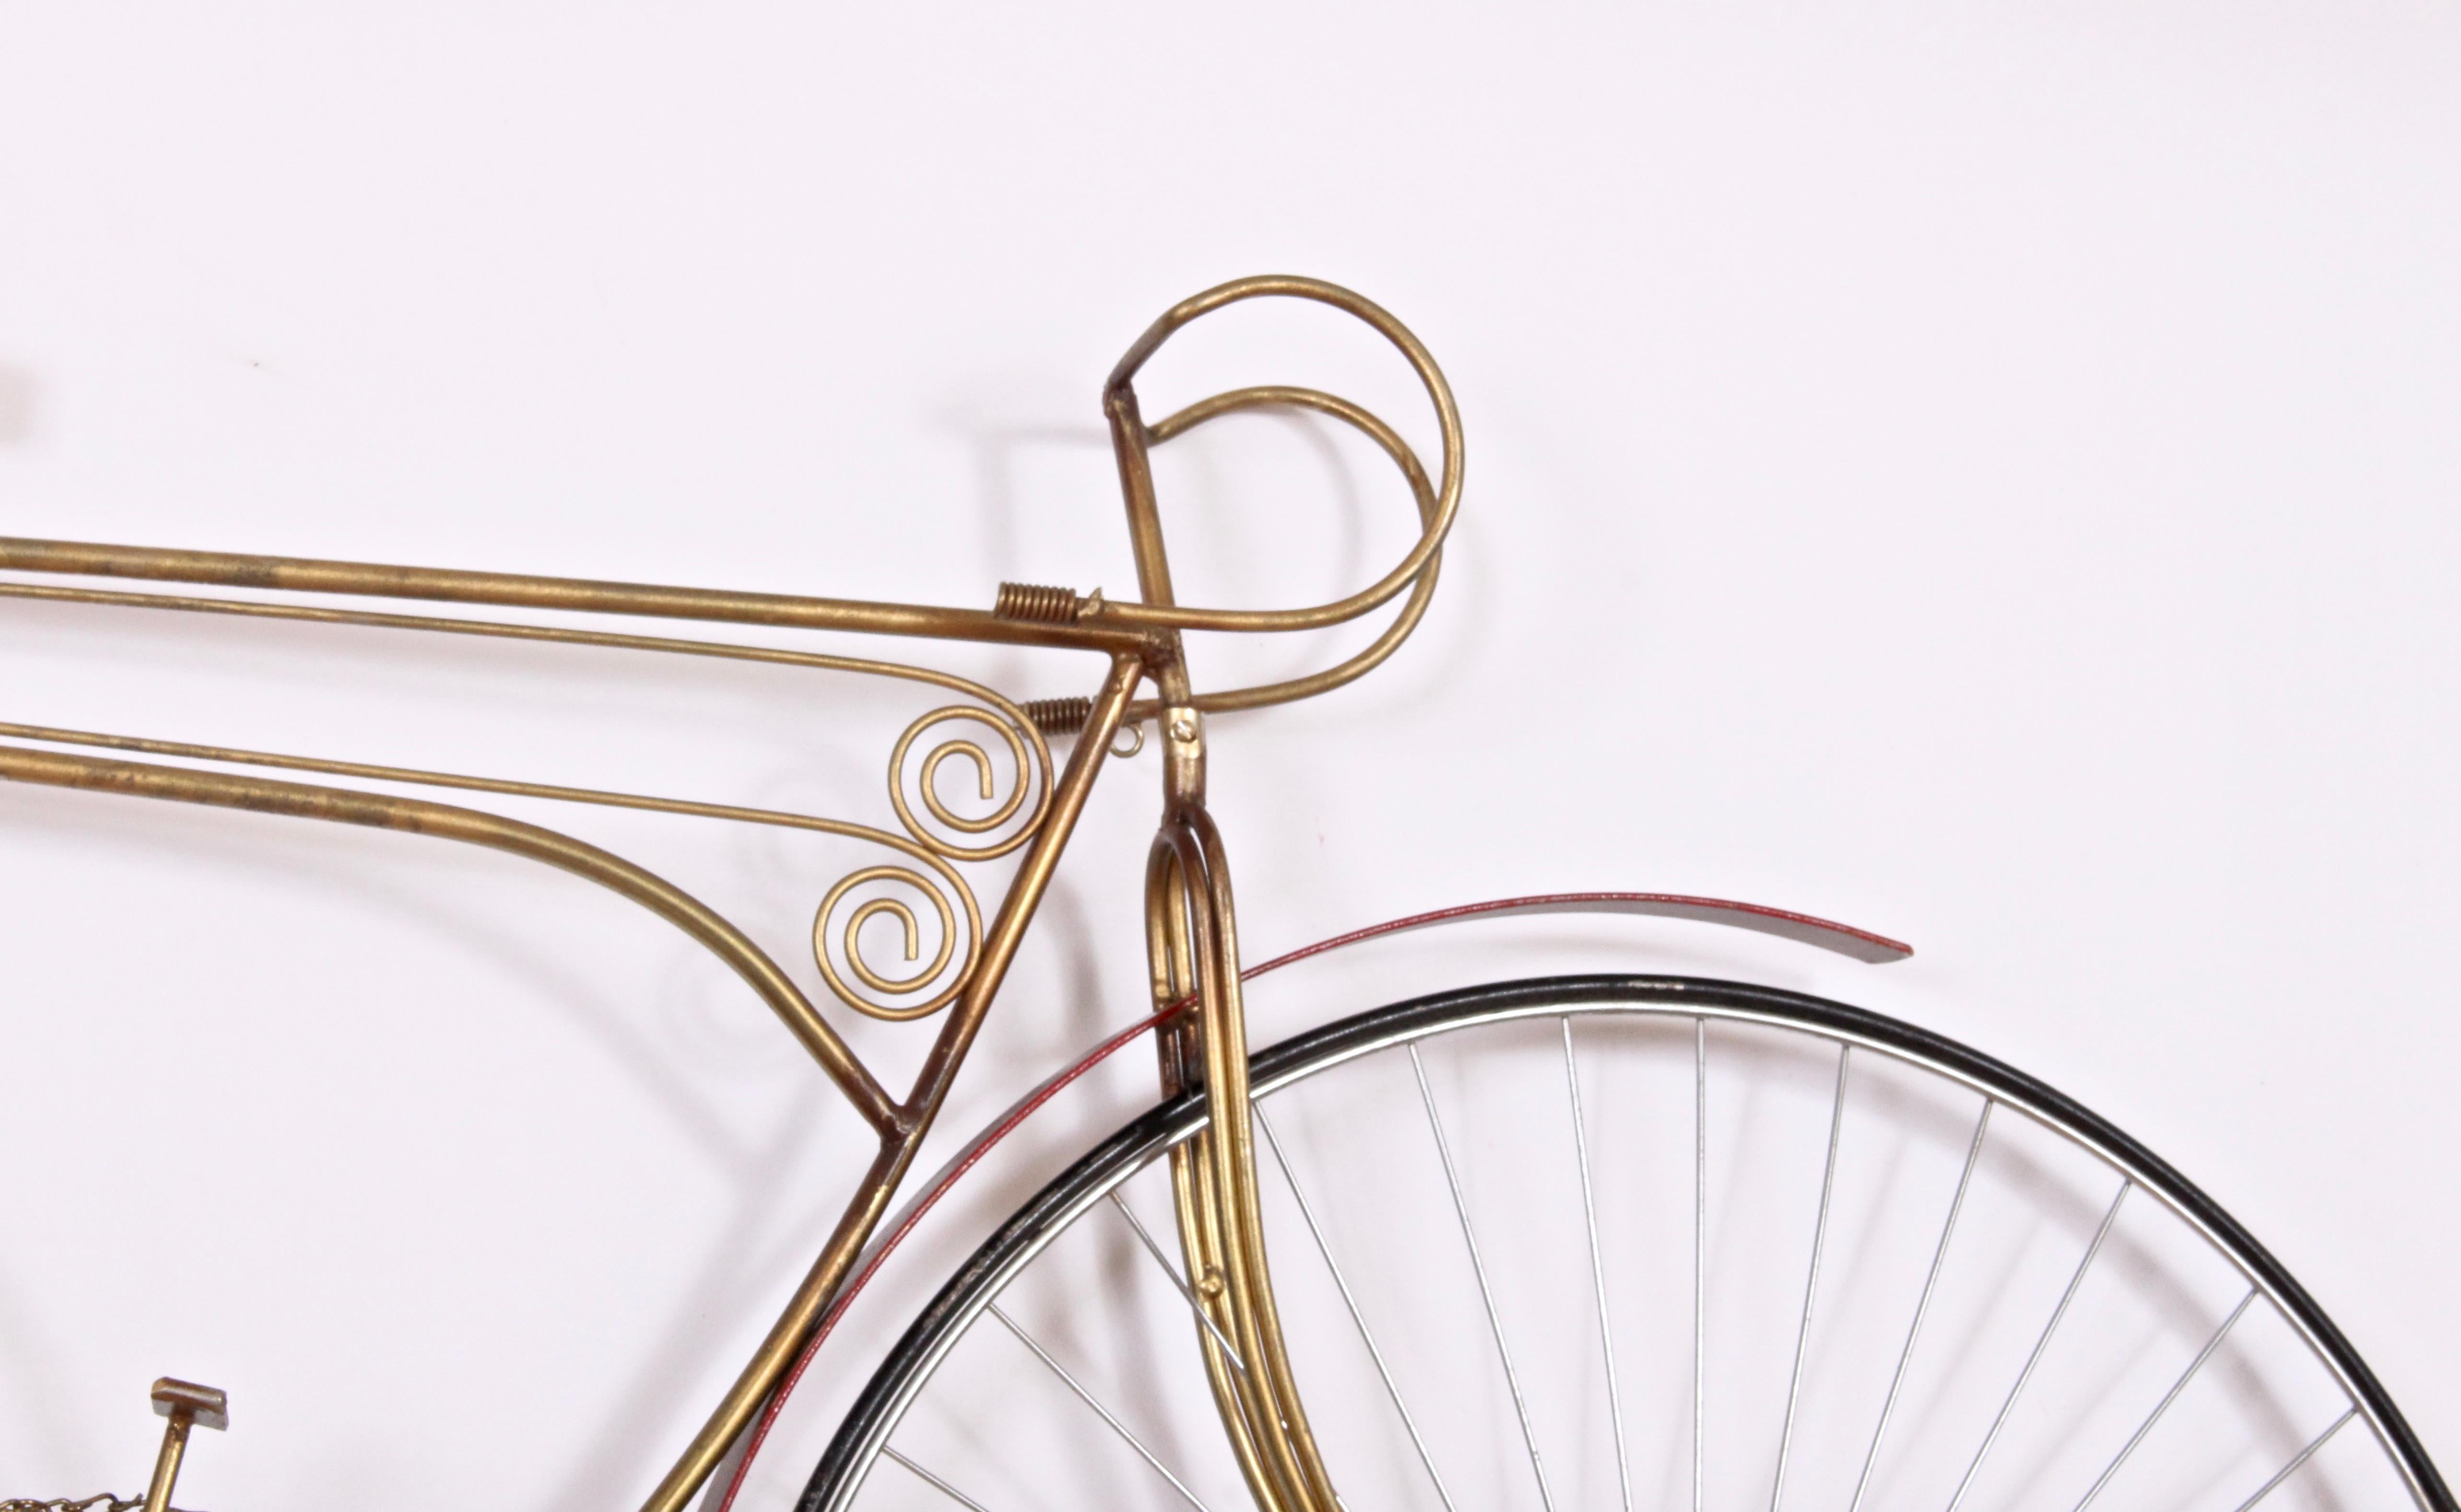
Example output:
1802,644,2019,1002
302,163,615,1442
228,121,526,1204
1019,697,1092,736
992,582,1081,624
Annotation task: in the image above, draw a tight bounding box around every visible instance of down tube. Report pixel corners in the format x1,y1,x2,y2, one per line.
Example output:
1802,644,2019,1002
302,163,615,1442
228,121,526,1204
637,651,1146,1512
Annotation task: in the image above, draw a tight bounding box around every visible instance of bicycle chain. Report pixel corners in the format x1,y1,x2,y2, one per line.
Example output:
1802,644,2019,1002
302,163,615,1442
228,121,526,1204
2,1496,200,1512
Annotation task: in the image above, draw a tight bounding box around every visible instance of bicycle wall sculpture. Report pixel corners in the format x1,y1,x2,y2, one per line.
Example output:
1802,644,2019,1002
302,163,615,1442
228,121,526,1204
1,278,2446,1512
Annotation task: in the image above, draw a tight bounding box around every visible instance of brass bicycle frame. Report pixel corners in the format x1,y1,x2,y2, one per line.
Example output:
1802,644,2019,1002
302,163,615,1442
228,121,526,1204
0,274,1461,1512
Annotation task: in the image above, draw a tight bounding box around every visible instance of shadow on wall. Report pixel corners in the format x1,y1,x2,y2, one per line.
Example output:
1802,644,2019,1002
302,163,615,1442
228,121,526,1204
0,367,35,444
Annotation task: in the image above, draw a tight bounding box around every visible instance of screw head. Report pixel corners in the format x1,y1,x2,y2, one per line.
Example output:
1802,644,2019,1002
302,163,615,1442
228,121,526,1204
1169,714,1199,743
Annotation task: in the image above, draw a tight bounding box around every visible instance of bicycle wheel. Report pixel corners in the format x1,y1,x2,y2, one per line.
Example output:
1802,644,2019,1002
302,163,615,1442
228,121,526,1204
799,977,2451,1512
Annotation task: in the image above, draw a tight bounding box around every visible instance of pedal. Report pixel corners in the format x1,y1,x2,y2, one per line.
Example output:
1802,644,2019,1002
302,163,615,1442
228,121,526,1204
140,1379,226,1512
0,1381,223,1512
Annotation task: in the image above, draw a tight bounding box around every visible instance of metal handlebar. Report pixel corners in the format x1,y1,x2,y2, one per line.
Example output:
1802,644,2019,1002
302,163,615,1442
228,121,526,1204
1095,275,1463,696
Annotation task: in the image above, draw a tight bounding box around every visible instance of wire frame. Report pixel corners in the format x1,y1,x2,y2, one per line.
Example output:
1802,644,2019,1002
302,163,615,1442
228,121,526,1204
0,275,1460,1512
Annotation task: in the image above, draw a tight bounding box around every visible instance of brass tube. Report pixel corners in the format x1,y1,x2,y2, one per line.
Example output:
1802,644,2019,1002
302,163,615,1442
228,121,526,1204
0,718,991,1028
897,654,1147,1125
1151,837,1290,1512
1173,1138,1291,1512
0,718,986,862
1107,382,1178,613
0,742,899,1133
1096,275,1463,634
1168,813,1338,1511
1118,383,1442,725
1146,803,1337,1512
0,536,1148,653
0,580,1100,706
0,273,1476,1512
139,1417,189,1512
633,652,1145,1512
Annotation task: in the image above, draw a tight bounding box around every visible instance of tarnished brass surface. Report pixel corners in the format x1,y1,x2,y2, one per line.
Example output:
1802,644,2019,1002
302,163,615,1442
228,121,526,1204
0,275,1459,1512
147,1383,226,1436
0,574,1125,694
0,742,906,1133
1150,811,1339,1512
1101,274,1462,635
634,654,1145,1512
0,719,1000,1029
0,538,1149,654
139,1380,224,1512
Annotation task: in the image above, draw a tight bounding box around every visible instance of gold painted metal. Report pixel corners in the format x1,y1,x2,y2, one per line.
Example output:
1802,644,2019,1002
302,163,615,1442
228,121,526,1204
0,275,1458,1512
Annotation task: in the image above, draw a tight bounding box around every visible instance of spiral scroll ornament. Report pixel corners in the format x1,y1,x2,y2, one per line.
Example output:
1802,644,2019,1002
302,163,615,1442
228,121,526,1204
887,705,1052,862
811,859,980,1023
806,700,1055,1023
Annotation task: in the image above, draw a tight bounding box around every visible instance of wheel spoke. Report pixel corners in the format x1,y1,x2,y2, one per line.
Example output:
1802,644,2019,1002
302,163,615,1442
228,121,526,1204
1943,1178,2133,1512
1846,1098,1996,1512
986,1302,1218,1512
1108,1190,1248,1372
1412,1041,1559,1512
1255,1101,1461,1512
1563,1017,1634,1512
883,1446,999,1512
1770,1044,1852,1512
803,988,2431,1512
2070,1289,2260,1512
2229,1407,2359,1512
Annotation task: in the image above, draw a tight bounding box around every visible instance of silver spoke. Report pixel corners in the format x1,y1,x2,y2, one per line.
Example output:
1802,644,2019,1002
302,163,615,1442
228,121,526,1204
1412,1041,1558,1512
986,1301,1217,1512
1770,1044,1852,1512
1107,1190,1247,1372
1256,1101,1460,1512
1943,1178,2133,1512
803,999,2429,1512
1563,1017,1634,1512
2071,1289,2261,1512
2229,1407,2359,1512
884,1446,998,1512
1845,1098,1996,1512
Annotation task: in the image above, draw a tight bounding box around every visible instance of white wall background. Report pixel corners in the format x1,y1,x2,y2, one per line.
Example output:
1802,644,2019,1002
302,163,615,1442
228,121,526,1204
0,5,2454,1510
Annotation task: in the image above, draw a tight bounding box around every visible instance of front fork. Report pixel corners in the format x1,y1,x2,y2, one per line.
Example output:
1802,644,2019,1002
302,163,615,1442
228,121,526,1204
1145,697,1339,1512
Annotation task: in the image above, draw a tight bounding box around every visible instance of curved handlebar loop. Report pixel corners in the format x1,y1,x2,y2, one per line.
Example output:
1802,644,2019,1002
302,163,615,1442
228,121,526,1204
1101,275,1463,636
1121,384,1441,721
